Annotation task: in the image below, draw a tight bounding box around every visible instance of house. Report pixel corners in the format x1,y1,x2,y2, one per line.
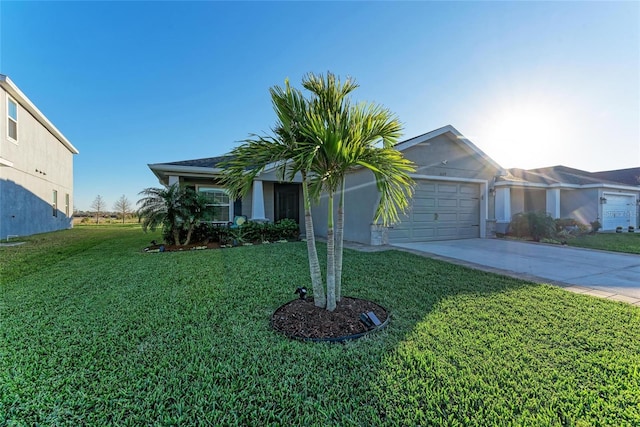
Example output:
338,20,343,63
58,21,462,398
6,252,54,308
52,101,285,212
148,125,640,245
0,75,79,240
494,166,640,233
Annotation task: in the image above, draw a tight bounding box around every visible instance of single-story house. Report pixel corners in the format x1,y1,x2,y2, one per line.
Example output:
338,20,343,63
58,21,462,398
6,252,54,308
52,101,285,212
148,125,640,245
494,166,640,233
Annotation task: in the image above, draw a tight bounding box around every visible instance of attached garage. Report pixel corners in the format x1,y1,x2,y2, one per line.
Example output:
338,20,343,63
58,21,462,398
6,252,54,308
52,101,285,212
602,193,636,230
388,180,481,243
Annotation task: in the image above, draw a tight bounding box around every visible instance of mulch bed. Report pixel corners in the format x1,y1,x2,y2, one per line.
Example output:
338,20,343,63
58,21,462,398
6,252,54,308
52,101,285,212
271,296,388,341
144,242,221,252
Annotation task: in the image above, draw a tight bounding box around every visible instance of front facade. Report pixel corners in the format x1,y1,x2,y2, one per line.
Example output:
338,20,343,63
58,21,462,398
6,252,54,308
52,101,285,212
494,166,640,233
311,126,503,244
0,75,79,239
148,157,305,229
148,125,639,245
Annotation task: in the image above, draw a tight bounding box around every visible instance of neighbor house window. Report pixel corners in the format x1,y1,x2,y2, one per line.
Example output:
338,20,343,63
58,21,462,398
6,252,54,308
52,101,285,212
52,190,58,217
65,193,70,217
7,97,18,141
198,187,231,223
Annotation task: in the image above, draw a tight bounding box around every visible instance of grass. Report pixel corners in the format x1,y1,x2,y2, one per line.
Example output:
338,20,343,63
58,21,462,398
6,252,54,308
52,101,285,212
1,226,639,425
568,232,640,254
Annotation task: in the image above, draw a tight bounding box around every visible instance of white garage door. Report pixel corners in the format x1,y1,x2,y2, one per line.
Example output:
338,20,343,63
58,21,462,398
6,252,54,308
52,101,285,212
388,180,481,243
602,194,636,230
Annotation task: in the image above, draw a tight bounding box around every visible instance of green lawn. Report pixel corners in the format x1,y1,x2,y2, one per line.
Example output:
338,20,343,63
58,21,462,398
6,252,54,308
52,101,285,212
568,232,640,254
1,227,639,425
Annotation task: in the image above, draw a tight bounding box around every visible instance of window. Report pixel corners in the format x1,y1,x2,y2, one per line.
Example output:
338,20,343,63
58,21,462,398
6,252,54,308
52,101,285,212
65,193,70,217
198,187,231,222
52,190,58,217
7,97,17,141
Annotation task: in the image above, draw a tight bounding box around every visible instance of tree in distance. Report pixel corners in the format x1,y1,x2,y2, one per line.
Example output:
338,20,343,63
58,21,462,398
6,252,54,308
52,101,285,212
90,195,105,224
113,195,132,224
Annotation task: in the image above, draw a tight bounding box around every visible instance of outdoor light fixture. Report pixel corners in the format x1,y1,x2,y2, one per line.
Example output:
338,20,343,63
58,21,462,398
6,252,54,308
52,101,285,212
294,287,307,300
488,188,496,196
600,196,607,204
359,311,382,329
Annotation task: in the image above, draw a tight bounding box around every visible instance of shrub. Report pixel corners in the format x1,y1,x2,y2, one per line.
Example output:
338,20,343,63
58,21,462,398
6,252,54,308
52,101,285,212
510,211,556,242
590,220,601,234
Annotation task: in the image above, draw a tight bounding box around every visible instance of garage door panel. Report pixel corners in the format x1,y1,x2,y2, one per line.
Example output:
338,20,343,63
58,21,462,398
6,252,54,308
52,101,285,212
413,198,436,208
457,212,477,222
460,184,477,194
438,198,458,208
388,179,481,243
412,228,436,239
438,184,458,193
437,213,458,222
460,199,478,208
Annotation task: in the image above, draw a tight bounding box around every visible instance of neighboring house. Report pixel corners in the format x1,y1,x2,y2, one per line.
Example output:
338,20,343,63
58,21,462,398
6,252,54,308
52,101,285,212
0,75,79,239
494,166,640,233
148,124,640,245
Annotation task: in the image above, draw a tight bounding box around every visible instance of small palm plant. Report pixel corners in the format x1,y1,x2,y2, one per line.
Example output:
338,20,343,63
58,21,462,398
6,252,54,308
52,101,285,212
137,184,208,246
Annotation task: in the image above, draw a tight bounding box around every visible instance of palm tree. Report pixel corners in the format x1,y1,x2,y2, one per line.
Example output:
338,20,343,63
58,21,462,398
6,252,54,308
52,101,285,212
301,72,415,310
219,80,327,308
137,184,207,246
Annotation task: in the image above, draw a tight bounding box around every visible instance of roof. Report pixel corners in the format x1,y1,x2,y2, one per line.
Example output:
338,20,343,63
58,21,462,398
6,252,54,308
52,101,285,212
0,74,79,155
591,167,640,186
498,165,640,188
395,124,504,172
163,155,232,168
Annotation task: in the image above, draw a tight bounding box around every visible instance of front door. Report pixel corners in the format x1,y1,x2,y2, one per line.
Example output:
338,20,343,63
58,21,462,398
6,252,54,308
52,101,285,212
274,184,300,223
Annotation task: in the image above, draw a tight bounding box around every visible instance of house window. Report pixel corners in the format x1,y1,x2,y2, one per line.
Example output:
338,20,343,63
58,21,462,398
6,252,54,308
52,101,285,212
7,97,18,141
65,193,70,217
52,190,58,217
198,187,231,223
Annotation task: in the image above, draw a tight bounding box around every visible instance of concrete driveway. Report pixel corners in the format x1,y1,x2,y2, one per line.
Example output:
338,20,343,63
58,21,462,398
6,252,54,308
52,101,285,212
392,239,640,305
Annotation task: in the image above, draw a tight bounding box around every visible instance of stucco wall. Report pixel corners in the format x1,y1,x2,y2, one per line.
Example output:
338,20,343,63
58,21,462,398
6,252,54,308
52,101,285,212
311,133,499,244
312,167,381,245
0,88,74,239
561,189,598,225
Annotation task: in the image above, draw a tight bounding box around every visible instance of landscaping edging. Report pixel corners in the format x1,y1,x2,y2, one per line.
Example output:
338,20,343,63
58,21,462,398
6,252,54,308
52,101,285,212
271,297,390,343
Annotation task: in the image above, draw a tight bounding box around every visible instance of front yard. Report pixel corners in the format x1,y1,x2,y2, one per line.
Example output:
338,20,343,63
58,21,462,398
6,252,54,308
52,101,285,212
1,226,639,425
568,232,640,254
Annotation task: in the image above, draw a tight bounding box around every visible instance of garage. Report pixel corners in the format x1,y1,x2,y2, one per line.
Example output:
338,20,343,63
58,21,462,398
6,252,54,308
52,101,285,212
388,180,481,243
602,194,636,230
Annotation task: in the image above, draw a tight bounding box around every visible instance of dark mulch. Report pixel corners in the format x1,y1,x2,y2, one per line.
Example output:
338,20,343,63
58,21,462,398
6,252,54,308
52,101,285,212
271,297,388,341
144,242,221,252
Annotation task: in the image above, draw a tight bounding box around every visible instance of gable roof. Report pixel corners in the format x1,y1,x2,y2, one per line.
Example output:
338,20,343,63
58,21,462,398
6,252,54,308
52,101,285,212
395,124,504,172
0,74,78,155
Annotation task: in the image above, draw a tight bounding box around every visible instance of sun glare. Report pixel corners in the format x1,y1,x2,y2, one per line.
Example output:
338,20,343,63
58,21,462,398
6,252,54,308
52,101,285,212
475,103,571,170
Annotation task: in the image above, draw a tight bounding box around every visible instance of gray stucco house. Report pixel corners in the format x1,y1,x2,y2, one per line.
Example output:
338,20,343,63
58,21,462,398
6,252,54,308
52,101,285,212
148,125,640,245
0,75,79,240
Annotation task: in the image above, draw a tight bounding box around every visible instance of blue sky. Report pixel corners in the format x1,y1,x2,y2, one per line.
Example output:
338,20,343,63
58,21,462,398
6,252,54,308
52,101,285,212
1,1,638,211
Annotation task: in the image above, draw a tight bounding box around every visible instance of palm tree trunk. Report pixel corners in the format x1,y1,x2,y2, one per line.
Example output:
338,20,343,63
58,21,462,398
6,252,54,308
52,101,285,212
326,191,336,312
335,178,345,302
184,222,195,246
173,229,181,246
302,177,325,307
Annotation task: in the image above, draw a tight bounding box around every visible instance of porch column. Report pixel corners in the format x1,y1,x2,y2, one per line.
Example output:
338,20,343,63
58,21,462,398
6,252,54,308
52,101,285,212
251,180,268,221
495,187,511,234
168,175,179,186
546,188,561,219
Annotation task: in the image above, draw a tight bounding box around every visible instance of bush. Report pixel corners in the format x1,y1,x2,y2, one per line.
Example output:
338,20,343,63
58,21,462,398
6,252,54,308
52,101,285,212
590,220,601,234
509,211,556,242
554,218,589,237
